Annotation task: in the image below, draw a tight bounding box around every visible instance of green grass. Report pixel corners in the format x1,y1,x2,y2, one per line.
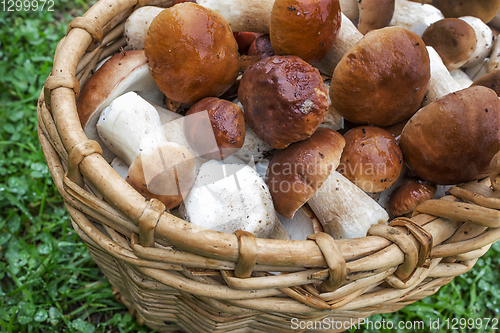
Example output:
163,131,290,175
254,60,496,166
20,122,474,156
0,1,499,332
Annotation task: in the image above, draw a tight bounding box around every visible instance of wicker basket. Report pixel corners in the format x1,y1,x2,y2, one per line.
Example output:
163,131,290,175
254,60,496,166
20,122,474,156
37,0,500,331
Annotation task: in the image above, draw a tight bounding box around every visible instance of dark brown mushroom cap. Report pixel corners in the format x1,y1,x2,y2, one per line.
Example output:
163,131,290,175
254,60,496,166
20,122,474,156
400,86,500,185
238,55,329,149
266,127,345,218
329,27,430,127
184,97,246,160
434,0,500,23
421,18,476,70
337,126,403,193
144,2,239,104
389,177,437,216
472,69,500,97
358,0,395,34
270,0,341,64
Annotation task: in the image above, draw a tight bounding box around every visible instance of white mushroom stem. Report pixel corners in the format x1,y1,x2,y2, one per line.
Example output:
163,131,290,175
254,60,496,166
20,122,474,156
450,69,473,89
308,171,389,240
277,207,315,240
423,46,463,106
182,160,289,239
390,0,444,36
97,92,167,166
314,13,363,76
465,58,490,81
488,35,500,72
459,16,494,68
124,6,164,50
196,0,274,34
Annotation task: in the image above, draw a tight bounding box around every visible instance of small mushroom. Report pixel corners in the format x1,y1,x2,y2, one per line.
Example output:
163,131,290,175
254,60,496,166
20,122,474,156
181,159,289,239
400,86,500,185
421,18,476,71
266,127,345,218
247,34,275,60
434,0,500,24
390,0,444,36
144,2,240,104
389,178,437,216
472,69,500,97
183,97,245,160
124,6,164,50
329,26,431,126
238,55,328,149
357,0,395,34
76,50,163,161
97,92,196,209
458,16,494,68
269,0,341,64
337,126,403,193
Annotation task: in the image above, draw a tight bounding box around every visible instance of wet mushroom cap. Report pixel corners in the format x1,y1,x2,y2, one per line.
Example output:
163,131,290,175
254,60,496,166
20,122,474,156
270,0,341,64
389,177,437,217
238,55,329,149
421,18,477,71
266,127,345,218
434,0,500,23
144,2,239,105
184,97,246,160
400,86,500,185
337,126,403,193
329,26,430,127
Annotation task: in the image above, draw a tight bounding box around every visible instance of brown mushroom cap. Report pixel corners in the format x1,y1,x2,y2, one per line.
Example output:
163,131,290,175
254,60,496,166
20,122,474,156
266,127,345,218
421,18,476,71
434,0,500,23
337,126,403,193
238,55,329,149
389,177,437,216
472,69,500,97
358,0,395,34
144,2,239,105
270,0,341,64
248,34,275,60
126,144,196,209
184,97,246,160
400,86,500,185
329,26,430,127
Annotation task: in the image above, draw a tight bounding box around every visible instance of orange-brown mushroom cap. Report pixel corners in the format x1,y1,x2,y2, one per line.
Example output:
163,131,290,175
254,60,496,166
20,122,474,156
358,0,395,34
400,86,500,185
144,2,239,105
270,0,341,64
238,55,329,149
389,178,437,216
337,126,403,193
421,18,476,71
266,127,345,218
329,27,430,127
472,69,500,97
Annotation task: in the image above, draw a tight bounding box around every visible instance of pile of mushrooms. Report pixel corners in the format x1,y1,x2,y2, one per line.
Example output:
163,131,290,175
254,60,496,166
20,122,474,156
76,0,500,242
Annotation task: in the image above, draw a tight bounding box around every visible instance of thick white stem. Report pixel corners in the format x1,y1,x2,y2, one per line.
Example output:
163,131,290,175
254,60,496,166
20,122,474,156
390,0,444,36
459,16,494,69
308,171,389,240
97,92,166,166
423,46,463,106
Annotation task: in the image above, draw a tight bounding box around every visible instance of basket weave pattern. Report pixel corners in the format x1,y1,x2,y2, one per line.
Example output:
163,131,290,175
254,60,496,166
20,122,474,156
37,0,500,331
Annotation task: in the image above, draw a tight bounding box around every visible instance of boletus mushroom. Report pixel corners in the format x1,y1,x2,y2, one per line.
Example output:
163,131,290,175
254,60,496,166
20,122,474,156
97,92,196,209
400,86,500,185
389,177,437,217
238,55,329,149
329,26,431,126
145,2,239,104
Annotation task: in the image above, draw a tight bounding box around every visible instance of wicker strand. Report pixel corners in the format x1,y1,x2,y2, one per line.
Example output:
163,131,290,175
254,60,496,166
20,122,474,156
67,140,103,186
233,230,258,278
138,199,165,247
307,233,347,293
67,17,104,45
